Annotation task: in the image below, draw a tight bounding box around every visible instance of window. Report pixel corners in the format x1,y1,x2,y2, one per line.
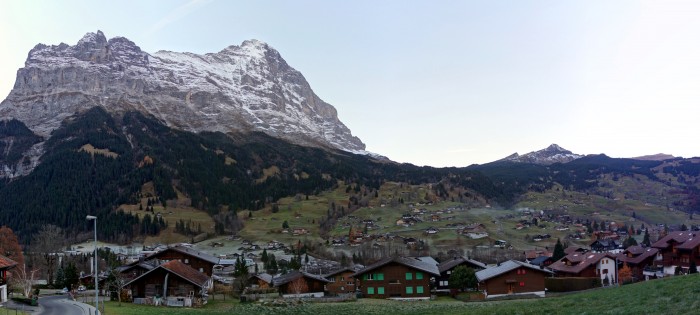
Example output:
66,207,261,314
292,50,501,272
389,280,401,284
341,286,345,291
184,259,189,264
439,280,449,287
416,286,424,294
519,282,525,287
366,274,374,280
406,272,413,280
517,269,527,275
378,287,385,294
416,272,423,280
446,270,452,275
367,287,374,294
603,269,609,274
406,286,413,294
199,268,204,272
347,281,354,285
340,276,345,281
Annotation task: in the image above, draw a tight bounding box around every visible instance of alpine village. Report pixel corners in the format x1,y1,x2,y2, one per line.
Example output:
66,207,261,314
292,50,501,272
0,30,699,315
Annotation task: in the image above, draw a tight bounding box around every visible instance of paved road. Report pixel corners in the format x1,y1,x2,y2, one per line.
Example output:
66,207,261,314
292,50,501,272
38,295,95,315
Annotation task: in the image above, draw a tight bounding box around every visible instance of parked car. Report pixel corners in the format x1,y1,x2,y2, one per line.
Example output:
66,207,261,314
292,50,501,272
78,285,86,292
61,287,69,294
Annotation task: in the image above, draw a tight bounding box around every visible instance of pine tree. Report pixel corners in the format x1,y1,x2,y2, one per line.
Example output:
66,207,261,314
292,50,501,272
689,261,698,274
553,238,565,261
642,230,651,246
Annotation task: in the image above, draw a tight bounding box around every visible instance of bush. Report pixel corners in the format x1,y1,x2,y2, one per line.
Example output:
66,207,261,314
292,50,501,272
12,297,38,306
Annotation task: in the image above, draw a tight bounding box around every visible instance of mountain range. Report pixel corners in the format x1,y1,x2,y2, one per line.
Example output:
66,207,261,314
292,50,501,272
0,31,699,245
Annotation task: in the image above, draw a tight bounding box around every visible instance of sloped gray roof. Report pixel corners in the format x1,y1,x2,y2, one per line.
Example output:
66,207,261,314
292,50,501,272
438,256,487,273
353,256,440,277
476,260,553,282
272,271,331,287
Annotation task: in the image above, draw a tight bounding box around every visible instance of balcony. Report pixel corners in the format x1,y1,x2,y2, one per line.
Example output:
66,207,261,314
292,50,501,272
643,266,665,278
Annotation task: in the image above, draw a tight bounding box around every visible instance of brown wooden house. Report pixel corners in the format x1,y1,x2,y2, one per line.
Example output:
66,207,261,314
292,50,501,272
248,273,273,289
549,252,618,285
651,231,700,276
272,271,330,298
436,256,486,292
616,245,659,281
323,267,358,296
142,245,221,276
117,260,158,281
124,260,211,306
475,260,553,298
353,256,440,300
0,254,17,303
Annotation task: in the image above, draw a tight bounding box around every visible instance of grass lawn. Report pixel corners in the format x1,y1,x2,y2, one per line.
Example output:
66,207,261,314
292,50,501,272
105,274,700,315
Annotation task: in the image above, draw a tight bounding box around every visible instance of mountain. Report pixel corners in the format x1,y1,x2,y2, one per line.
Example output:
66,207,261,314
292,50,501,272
0,31,365,178
498,144,583,165
631,153,676,161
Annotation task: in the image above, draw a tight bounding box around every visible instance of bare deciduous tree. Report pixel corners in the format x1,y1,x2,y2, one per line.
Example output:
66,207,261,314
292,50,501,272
32,224,65,287
289,277,308,296
12,264,39,298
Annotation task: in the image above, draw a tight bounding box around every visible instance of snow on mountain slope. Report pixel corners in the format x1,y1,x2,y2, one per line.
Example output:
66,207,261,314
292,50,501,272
499,144,584,165
0,31,365,153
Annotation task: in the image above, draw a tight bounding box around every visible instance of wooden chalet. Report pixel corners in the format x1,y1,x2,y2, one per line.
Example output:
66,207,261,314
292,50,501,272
0,254,17,303
272,271,330,298
117,260,159,281
475,260,553,298
124,260,212,307
323,267,358,296
616,245,659,281
651,231,700,276
590,239,623,253
549,252,618,285
436,256,486,292
248,273,274,289
142,245,221,276
353,256,440,300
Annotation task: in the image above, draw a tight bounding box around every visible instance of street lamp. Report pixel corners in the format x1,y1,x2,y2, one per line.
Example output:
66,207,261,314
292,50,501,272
86,215,99,315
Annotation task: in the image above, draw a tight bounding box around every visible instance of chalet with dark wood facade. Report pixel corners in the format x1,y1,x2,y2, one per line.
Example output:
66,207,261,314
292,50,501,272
323,267,358,296
117,260,158,281
142,245,220,276
124,260,211,307
475,260,553,298
549,252,617,284
436,256,486,292
353,257,440,300
249,273,273,289
272,271,330,298
590,240,623,253
616,245,659,281
0,255,17,303
651,231,700,276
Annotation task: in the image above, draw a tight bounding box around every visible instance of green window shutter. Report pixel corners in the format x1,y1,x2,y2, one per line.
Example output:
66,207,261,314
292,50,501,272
406,286,413,294
378,287,385,294
377,273,384,280
406,272,413,280
416,272,423,280
367,287,374,295
363,274,367,280
417,286,424,294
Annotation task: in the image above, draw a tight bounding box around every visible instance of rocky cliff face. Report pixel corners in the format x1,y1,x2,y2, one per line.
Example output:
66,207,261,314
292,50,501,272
0,31,365,154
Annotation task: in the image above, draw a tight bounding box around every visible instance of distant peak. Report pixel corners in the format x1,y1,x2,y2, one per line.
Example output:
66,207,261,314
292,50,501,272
497,143,582,165
545,144,564,151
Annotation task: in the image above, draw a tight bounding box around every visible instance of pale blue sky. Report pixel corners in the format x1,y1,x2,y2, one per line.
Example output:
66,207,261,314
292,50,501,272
1,1,699,167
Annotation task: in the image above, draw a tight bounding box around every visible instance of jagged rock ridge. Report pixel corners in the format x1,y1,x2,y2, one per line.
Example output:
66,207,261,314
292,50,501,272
0,31,366,156
499,144,583,165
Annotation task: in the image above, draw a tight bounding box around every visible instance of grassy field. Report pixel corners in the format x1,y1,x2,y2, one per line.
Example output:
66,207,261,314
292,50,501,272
104,274,700,314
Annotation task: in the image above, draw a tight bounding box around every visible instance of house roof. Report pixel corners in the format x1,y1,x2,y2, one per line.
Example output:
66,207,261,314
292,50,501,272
616,246,659,265
564,246,588,255
476,260,553,282
124,260,210,289
529,256,553,266
591,240,620,248
652,232,696,249
117,261,158,274
438,256,487,273
353,256,440,277
322,267,356,278
163,245,221,265
0,255,18,270
549,252,615,275
676,235,700,250
249,273,273,284
272,271,331,287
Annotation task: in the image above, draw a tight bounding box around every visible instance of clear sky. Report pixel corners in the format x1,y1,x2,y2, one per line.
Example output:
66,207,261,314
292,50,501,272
1,1,699,167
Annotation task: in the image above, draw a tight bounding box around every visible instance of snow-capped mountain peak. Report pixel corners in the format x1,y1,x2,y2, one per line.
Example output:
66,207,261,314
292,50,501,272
0,31,365,153
499,144,583,165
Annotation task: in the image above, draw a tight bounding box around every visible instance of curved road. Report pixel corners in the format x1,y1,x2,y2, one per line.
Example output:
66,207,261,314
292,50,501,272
39,295,94,315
